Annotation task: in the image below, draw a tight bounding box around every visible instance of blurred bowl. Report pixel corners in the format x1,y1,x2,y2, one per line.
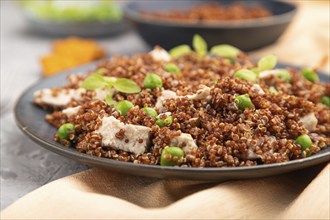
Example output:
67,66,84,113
21,3,128,38
124,0,297,51
23,16,128,38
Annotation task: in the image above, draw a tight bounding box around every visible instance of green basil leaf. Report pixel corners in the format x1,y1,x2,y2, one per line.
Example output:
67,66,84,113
251,68,260,74
169,45,192,59
113,78,141,94
209,44,240,59
96,68,108,74
258,55,277,71
103,76,117,87
234,69,257,82
81,74,107,90
193,34,207,55
105,95,118,106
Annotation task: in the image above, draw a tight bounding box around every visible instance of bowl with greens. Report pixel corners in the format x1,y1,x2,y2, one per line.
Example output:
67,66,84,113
20,0,127,37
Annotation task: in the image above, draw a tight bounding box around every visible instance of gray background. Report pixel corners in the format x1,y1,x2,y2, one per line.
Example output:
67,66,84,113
0,0,148,210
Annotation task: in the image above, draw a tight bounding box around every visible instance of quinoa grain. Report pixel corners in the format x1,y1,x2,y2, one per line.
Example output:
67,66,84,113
36,50,330,167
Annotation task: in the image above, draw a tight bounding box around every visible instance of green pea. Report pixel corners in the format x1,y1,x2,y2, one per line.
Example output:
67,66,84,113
115,100,134,116
57,123,75,141
113,78,141,94
164,63,180,74
143,73,163,89
294,134,312,150
268,86,278,94
277,69,291,82
160,146,184,166
235,94,254,111
301,68,319,82
156,115,173,127
233,69,257,82
321,96,330,108
141,107,158,118
156,119,165,127
164,116,173,125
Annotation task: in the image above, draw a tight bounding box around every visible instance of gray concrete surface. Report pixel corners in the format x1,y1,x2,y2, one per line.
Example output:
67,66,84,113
0,0,148,210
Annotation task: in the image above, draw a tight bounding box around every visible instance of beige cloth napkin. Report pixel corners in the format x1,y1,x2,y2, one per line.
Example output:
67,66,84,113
253,0,330,73
1,1,330,219
1,164,329,219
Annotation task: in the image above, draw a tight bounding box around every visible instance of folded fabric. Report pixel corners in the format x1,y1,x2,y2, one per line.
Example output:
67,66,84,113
253,1,330,73
1,163,329,219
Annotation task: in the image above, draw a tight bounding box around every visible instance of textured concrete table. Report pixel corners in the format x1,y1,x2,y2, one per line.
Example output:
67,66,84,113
0,1,148,210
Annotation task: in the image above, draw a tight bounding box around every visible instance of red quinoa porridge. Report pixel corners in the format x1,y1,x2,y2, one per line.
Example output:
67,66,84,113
33,40,330,168
140,3,272,23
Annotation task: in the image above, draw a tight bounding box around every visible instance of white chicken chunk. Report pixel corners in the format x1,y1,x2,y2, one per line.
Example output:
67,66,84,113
94,88,109,101
155,86,212,112
149,46,171,62
155,90,178,111
95,116,151,155
259,69,280,79
251,84,265,95
299,113,318,132
187,86,212,101
62,106,81,117
169,133,198,153
34,88,85,107
245,136,276,159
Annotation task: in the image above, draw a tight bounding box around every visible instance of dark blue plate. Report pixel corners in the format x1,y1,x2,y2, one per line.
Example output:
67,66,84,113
124,0,297,51
14,62,329,181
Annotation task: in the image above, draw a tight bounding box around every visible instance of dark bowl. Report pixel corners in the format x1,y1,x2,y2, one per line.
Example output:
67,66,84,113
24,18,128,38
124,0,297,51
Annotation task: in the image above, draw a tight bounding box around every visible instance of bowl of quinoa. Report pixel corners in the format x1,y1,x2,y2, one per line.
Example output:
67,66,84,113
15,36,330,180
124,0,297,51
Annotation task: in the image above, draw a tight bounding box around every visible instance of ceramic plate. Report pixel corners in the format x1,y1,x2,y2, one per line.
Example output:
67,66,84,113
14,62,330,181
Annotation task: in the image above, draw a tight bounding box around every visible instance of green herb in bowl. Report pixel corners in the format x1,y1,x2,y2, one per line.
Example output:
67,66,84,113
20,0,122,22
